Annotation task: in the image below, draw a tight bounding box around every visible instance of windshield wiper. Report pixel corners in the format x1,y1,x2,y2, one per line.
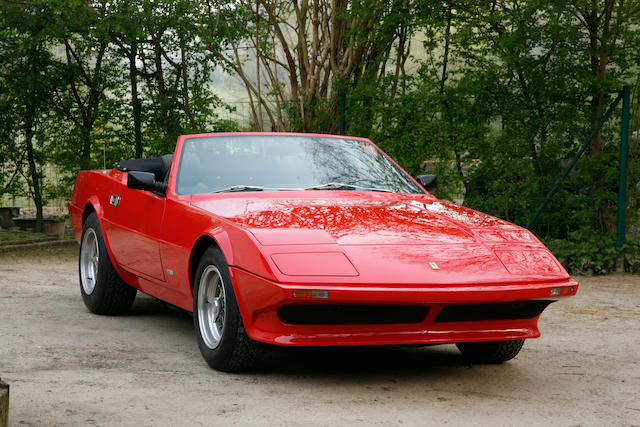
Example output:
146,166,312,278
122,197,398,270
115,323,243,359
214,185,265,193
304,182,393,192
214,185,305,193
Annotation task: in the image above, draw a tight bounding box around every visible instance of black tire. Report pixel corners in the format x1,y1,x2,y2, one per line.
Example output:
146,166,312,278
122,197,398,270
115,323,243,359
79,213,137,315
193,246,264,372
456,339,525,364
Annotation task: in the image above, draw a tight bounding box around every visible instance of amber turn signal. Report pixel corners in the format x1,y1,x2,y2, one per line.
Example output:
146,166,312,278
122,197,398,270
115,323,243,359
550,286,574,296
292,290,329,299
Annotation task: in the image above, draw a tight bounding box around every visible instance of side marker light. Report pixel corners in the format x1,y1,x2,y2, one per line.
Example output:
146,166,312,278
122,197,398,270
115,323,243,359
293,290,329,299
550,286,574,296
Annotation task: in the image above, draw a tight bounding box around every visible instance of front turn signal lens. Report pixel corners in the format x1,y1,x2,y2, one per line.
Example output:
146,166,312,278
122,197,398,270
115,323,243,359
550,286,574,296
292,289,329,299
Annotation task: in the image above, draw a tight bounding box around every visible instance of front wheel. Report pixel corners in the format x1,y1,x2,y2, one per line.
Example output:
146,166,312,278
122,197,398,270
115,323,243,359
456,339,525,363
193,246,264,372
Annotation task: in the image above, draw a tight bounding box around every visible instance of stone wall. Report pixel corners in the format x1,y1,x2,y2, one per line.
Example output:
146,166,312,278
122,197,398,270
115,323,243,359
0,378,8,427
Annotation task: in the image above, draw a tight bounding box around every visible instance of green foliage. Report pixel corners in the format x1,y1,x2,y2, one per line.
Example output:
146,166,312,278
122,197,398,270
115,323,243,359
1,0,243,206
544,231,618,275
1,0,639,274
338,0,640,274
0,0,64,227
623,233,640,273
544,229,640,275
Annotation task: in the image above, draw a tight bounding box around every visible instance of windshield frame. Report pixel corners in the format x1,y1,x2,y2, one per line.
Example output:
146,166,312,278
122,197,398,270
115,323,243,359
172,133,426,196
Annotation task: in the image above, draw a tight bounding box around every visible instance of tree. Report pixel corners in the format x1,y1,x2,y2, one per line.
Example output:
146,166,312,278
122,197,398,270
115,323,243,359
108,0,231,155
565,0,640,153
202,0,420,132
52,0,121,172
0,1,61,231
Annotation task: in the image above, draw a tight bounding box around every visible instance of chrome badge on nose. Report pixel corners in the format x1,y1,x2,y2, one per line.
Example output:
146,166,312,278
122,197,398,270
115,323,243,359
429,262,439,270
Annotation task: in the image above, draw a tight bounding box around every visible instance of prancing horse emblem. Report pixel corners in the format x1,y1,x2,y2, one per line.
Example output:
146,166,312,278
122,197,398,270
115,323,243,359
429,262,439,270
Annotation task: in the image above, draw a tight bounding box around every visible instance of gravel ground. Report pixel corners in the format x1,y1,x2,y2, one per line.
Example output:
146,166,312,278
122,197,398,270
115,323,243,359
0,245,639,426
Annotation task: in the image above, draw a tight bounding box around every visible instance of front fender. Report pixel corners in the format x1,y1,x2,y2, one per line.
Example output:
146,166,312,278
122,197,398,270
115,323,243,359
189,224,278,325
208,226,235,267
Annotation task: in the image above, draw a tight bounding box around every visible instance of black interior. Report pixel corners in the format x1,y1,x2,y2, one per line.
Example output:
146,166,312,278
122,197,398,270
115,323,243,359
115,154,173,182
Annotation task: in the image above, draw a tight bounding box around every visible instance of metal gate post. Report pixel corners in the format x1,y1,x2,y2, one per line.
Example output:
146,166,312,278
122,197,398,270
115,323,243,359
616,85,631,249
526,90,624,229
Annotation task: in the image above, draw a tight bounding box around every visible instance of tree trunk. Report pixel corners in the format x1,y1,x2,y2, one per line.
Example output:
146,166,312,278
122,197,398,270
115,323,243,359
80,125,91,170
24,115,44,232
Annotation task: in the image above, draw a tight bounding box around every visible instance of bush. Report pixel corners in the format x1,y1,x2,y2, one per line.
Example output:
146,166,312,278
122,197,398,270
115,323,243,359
544,230,619,275
623,233,640,273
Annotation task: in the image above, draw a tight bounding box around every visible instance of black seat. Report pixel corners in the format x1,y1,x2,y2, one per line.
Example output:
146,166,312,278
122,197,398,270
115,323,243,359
115,154,173,181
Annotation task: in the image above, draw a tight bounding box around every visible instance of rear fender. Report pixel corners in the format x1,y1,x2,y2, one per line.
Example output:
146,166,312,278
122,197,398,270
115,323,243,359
81,196,121,277
83,195,104,224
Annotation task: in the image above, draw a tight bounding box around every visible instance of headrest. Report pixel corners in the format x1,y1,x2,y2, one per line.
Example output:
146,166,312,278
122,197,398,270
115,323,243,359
115,154,173,181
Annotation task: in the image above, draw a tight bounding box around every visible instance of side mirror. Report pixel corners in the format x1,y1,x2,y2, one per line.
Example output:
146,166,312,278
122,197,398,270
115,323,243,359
416,174,437,191
127,171,167,193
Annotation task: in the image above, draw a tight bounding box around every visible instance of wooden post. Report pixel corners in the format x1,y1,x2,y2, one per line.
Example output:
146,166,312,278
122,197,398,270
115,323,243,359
0,377,8,427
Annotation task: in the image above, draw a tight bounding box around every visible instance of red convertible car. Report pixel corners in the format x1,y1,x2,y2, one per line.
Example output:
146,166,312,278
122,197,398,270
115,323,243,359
69,133,577,371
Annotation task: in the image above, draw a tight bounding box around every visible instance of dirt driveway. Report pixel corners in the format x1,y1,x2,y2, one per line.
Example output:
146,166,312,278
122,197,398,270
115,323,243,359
1,246,639,426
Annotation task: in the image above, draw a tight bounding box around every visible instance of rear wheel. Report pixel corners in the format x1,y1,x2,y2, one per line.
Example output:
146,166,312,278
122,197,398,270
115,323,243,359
79,213,136,315
193,246,264,372
456,339,525,363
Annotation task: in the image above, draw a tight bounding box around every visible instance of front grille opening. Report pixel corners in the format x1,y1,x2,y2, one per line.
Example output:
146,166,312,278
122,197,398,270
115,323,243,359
434,300,553,323
278,304,429,325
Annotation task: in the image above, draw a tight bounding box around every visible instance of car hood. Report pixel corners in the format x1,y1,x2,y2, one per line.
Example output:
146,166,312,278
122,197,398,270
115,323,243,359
191,192,569,284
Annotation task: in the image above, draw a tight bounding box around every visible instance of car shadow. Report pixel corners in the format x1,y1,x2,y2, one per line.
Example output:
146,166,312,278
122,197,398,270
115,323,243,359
124,293,525,383
259,344,469,377
126,293,192,319
252,344,533,396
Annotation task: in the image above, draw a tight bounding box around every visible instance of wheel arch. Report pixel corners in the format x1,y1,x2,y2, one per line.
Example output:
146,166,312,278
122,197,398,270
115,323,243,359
188,230,234,296
81,195,104,227
82,202,96,225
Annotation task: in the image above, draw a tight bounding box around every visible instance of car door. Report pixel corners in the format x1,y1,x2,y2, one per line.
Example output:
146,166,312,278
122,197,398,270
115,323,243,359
103,183,167,282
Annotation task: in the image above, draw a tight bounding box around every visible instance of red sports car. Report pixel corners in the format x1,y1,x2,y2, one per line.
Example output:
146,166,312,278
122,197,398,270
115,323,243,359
69,133,577,371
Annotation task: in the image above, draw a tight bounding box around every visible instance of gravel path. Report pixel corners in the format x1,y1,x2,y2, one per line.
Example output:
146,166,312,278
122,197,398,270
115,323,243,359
1,246,638,426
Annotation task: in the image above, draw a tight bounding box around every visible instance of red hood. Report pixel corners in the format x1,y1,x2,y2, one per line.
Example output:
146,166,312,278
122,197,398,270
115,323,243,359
191,192,569,284
192,192,534,245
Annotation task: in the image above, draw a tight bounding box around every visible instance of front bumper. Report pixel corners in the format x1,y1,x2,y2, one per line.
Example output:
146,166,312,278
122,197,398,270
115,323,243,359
229,267,578,346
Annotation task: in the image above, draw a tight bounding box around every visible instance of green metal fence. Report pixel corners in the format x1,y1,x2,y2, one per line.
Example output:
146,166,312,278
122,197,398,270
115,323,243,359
525,85,632,250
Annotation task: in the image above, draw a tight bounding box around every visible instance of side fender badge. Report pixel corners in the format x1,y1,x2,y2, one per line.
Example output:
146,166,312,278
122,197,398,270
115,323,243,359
429,262,439,270
110,194,121,207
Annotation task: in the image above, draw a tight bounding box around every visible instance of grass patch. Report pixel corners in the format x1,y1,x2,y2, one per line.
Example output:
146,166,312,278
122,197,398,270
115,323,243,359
0,242,78,259
0,228,58,246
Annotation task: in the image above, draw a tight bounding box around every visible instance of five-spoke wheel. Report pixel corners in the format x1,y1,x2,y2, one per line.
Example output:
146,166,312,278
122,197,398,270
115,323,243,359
78,213,137,315
193,246,264,371
197,265,227,349
80,228,99,295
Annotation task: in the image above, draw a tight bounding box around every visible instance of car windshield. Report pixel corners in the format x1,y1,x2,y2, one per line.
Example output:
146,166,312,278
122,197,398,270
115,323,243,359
175,135,424,195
